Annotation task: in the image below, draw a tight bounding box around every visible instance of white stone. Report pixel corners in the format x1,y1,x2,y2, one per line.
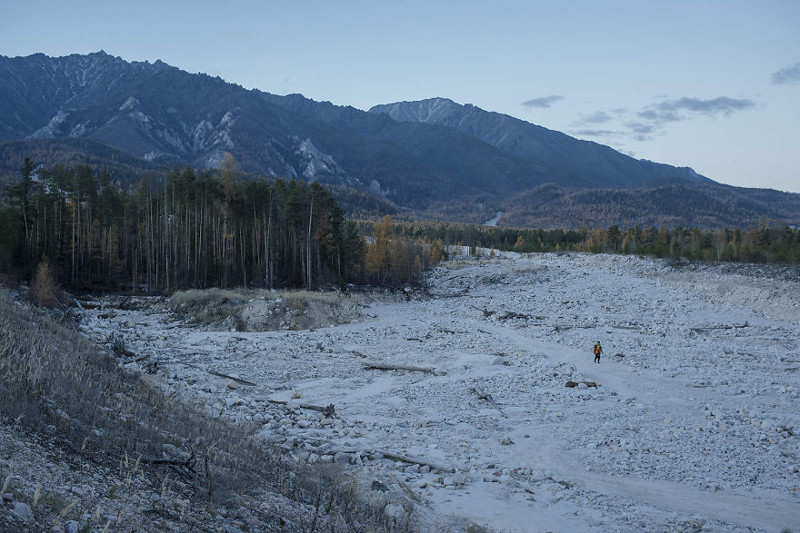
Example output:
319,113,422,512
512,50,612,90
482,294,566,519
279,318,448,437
384,503,406,520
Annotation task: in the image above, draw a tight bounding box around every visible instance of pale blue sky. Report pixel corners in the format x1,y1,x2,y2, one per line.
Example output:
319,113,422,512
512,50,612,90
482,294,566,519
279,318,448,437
2,0,799,192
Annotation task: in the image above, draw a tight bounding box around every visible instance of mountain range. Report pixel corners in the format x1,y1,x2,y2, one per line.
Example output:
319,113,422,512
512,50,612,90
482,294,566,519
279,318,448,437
1,51,798,229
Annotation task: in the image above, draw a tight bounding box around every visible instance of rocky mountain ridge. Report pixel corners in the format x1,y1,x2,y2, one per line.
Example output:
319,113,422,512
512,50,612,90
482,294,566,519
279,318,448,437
1,52,798,228
369,97,709,189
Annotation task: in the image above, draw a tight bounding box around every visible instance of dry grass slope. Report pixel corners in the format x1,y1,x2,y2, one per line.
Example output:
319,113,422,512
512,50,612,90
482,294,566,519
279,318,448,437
0,287,398,532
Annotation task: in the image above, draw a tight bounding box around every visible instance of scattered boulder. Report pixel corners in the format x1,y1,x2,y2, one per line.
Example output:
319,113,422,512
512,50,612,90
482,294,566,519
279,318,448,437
384,503,406,521
12,501,34,524
334,451,351,464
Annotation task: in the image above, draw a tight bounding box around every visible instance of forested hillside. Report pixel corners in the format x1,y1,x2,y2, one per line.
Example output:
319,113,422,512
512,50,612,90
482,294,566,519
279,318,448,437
0,138,161,188
498,182,800,230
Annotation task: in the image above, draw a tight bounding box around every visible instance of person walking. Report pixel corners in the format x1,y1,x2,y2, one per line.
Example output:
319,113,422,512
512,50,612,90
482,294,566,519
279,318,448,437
593,341,603,363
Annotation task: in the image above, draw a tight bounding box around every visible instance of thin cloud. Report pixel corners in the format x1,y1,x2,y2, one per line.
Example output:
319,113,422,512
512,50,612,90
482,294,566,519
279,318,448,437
569,109,625,137
571,128,618,138
643,97,756,120
567,96,756,144
520,95,564,109
579,111,612,124
626,96,756,141
772,62,800,84
625,122,660,142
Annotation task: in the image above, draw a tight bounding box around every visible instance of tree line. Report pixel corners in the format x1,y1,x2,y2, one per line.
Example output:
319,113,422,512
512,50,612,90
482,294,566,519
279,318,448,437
3,157,797,296
388,220,800,264
0,157,437,293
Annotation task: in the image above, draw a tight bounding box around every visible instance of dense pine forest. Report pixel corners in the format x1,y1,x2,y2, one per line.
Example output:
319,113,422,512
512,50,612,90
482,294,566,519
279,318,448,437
1,157,798,297
0,157,434,294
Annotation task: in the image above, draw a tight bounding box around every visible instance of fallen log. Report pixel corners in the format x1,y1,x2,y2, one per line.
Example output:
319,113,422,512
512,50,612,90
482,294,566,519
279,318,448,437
375,449,455,473
267,399,336,417
208,370,256,386
140,451,196,471
363,362,438,375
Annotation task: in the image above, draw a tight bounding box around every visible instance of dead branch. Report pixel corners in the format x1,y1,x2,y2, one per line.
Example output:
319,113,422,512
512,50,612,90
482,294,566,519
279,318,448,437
141,457,193,467
363,362,438,375
497,311,529,320
375,449,455,473
690,323,749,332
72,297,85,311
141,451,195,472
207,370,256,386
470,386,507,418
266,399,336,417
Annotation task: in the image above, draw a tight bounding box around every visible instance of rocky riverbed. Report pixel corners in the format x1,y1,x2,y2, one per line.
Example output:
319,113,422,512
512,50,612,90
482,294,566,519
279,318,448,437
71,252,800,532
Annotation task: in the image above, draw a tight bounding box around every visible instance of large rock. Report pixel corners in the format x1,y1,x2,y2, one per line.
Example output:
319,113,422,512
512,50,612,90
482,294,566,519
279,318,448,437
12,501,34,524
384,503,406,521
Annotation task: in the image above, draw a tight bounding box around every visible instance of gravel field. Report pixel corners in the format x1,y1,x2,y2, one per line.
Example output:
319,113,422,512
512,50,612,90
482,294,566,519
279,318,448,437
76,252,800,532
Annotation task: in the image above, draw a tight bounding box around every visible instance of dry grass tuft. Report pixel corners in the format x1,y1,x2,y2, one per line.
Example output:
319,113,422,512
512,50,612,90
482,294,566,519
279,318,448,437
30,259,59,308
